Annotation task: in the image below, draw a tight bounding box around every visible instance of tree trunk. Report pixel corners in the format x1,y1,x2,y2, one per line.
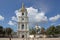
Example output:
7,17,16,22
9,35,11,40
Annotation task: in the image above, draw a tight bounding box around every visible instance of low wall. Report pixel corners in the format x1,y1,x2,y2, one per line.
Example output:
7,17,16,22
0,38,60,40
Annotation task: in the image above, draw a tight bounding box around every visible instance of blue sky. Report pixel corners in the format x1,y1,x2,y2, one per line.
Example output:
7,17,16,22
0,0,60,31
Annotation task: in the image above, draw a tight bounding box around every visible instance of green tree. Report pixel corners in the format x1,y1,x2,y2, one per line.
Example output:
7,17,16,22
55,25,60,34
46,25,56,37
29,28,36,35
6,28,13,36
5,27,13,40
2,29,6,37
29,28,36,37
0,25,3,37
41,27,45,34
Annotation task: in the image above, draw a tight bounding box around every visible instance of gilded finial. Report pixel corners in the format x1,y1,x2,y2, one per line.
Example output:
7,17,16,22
21,3,26,12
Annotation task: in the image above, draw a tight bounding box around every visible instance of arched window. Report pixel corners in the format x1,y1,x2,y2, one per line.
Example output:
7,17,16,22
22,24,24,29
22,13,24,15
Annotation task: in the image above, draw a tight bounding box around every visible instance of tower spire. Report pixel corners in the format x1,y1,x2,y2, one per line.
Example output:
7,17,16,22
22,3,25,9
21,3,25,12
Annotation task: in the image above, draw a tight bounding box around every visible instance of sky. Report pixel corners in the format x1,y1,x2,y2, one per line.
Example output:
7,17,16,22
0,0,60,32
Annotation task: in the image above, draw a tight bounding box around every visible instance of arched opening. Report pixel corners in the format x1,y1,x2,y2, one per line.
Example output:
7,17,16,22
22,35,24,38
22,13,24,15
22,24,24,29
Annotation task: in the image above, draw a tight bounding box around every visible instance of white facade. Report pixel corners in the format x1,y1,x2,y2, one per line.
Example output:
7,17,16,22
17,3,29,38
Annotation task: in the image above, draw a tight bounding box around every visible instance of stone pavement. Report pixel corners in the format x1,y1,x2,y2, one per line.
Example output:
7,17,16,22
0,38,60,40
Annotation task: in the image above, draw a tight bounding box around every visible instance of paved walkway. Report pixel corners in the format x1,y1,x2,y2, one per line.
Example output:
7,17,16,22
0,38,60,40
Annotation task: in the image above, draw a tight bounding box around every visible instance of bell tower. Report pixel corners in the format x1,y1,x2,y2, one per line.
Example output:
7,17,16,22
17,3,29,38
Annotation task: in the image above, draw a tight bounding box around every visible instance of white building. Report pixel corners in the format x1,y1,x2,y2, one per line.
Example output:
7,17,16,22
35,25,41,34
17,3,29,38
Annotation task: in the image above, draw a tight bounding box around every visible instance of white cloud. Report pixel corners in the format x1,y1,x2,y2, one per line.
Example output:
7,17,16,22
15,10,22,17
35,12,48,22
15,7,48,23
8,21,15,26
8,16,17,26
26,7,48,23
49,14,60,22
0,15,4,21
12,16,17,21
27,7,38,15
